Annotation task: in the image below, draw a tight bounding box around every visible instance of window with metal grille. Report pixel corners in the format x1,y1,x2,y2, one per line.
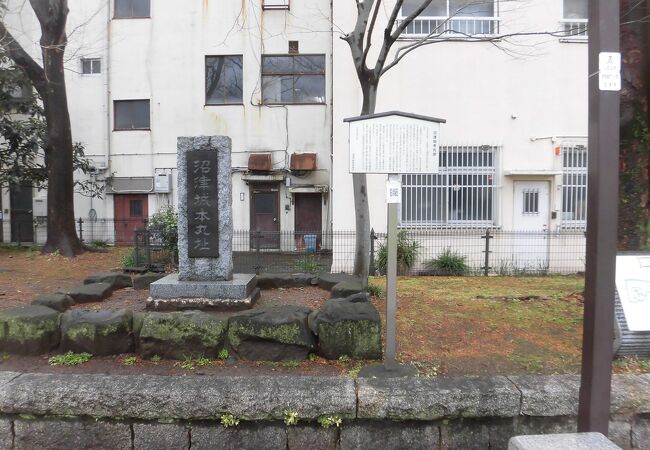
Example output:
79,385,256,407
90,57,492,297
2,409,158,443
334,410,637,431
561,0,588,39
398,0,499,38
561,144,588,228
401,146,498,227
523,190,540,215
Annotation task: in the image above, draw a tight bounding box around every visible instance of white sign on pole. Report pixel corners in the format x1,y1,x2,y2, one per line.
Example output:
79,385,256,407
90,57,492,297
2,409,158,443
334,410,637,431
386,176,402,204
348,114,441,174
616,254,650,331
599,52,621,91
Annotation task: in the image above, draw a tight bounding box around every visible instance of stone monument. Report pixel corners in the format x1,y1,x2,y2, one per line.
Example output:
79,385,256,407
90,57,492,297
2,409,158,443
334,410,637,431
148,136,258,310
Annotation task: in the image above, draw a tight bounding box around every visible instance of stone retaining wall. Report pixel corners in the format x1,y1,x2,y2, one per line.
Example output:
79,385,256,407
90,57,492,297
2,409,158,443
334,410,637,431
0,372,649,449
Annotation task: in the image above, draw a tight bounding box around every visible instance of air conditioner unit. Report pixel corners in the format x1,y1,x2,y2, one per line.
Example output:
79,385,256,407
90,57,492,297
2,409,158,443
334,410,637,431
154,173,172,193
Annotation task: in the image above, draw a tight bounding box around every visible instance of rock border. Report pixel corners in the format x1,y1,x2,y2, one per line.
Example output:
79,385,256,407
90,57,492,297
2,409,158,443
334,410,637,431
1,272,374,362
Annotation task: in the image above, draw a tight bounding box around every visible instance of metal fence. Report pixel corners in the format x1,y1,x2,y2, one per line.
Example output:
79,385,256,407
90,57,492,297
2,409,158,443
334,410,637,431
20,219,586,276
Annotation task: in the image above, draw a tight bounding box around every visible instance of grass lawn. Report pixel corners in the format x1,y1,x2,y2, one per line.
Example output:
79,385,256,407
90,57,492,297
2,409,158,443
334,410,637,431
1,245,648,376
369,275,586,376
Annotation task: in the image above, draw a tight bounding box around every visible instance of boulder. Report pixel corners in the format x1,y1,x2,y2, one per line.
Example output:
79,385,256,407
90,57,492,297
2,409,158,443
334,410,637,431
84,272,133,290
133,273,166,290
31,293,74,312
317,273,362,291
330,280,364,299
256,273,314,289
311,297,381,360
58,283,113,303
227,306,316,361
61,309,134,355
0,305,60,355
138,311,228,359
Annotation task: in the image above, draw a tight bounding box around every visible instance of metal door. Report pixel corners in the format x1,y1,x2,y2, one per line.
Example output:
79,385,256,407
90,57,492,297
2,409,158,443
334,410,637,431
512,181,550,271
114,194,149,245
10,184,33,243
294,193,322,249
250,186,280,249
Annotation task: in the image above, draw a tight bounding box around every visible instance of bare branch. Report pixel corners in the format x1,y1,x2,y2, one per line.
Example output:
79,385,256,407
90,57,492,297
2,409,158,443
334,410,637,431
0,21,46,96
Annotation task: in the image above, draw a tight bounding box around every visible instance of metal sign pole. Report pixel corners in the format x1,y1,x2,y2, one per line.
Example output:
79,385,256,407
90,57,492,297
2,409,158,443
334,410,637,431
385,174,399,370
578,0,620,434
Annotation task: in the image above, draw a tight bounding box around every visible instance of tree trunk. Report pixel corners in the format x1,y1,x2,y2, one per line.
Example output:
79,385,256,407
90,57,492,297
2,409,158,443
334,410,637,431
352,81,379,280
619,0,650,250
33,1,84,256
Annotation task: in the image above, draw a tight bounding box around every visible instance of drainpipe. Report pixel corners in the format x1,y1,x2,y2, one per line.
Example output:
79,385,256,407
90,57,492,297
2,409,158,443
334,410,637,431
105,1,112,215
328,0,334,234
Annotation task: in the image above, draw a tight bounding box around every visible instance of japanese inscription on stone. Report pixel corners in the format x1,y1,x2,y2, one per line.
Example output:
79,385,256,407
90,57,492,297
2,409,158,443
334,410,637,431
187,151,219,258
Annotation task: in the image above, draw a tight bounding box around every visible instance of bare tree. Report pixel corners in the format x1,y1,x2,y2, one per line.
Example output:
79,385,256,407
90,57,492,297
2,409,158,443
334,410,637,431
341,0,571,279
0,0,84,256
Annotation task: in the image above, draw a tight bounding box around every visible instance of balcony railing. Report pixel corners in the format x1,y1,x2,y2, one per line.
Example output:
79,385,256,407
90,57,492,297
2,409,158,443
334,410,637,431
398,17,500,38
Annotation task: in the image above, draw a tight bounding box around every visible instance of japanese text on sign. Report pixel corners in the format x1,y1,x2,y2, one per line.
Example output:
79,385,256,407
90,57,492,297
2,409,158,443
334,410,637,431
349,119,440,174
186,151,219,258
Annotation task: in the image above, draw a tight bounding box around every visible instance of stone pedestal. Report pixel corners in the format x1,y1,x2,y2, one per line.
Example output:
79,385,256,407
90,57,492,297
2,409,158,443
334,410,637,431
149,135,257,311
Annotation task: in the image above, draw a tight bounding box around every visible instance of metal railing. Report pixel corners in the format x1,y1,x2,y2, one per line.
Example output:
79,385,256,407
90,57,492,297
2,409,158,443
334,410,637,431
398,17,500,38
20,220,586,276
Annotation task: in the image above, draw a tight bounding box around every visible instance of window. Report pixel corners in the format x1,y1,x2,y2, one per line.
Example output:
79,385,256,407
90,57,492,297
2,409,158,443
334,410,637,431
114,100,150,130
205,56,243,105
561,144,588,228
262,55,326,104
263,0,289,10
523,190,540,215
562,0,588,39
399,0,498,37
129,199,143,217
115,0,150,19
81,58,101,75
401,146,498,227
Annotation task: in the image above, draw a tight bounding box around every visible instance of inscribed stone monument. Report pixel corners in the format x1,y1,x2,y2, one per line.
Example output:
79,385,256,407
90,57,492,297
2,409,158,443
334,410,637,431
148,136,257,310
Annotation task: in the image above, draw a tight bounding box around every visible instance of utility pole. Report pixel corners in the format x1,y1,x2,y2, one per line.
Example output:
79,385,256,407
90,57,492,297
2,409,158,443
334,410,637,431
578,0,621,435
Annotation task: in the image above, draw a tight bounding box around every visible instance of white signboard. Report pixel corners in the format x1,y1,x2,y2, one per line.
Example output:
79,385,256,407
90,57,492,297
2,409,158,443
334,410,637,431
599,52,621,91
386,176,402,204
616,254,650,331
348,115,440,174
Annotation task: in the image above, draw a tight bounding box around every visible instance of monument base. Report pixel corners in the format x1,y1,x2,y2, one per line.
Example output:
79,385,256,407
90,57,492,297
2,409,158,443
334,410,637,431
148,273,258,311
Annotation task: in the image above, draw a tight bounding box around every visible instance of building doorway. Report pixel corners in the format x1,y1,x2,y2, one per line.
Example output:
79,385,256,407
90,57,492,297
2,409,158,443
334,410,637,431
512,181,550,271
114,194,148,245
10,184,33,243
294,193,322,250
250,185,280,249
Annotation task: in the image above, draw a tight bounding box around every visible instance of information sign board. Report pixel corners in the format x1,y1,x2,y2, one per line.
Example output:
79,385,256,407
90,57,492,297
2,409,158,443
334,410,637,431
616,254,650,331
346,112,443,174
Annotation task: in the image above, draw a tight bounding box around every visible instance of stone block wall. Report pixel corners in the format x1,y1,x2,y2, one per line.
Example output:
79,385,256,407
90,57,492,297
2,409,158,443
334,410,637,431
0,372,649,449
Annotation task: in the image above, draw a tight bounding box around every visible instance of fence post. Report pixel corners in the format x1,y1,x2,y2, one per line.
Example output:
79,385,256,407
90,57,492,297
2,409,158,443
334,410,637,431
254,231,262,275
369,228,377,276
77,218,84,243
17,222,21,247
145,229,151,268
482,229,492,276
134,231,140,268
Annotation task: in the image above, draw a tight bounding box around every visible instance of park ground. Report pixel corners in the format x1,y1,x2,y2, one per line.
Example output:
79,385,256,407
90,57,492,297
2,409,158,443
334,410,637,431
0,245,648,377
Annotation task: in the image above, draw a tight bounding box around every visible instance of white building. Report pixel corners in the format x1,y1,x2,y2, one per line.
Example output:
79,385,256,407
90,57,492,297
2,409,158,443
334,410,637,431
0,0,589,272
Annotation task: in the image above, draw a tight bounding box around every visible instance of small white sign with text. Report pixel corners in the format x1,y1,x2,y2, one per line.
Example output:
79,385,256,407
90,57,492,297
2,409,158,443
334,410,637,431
616,254,650,331
599,52,621,91
386,177,402,204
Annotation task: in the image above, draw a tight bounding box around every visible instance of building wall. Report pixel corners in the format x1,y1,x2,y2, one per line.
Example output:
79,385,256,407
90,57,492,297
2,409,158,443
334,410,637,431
331,0,588,234
2,0,334,243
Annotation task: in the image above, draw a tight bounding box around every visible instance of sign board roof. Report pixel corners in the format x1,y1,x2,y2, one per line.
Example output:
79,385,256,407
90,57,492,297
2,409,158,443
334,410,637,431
345,111,445,174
